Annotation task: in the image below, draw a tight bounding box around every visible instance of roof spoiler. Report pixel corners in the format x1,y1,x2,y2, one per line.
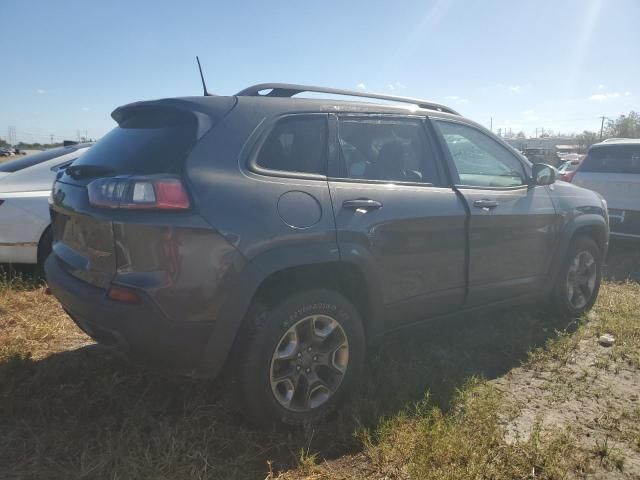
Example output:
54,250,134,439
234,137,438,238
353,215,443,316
111,97,237,140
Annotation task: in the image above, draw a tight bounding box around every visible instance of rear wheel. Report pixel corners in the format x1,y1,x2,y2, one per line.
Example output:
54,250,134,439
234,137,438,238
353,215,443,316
551,236,602,317
227,289,365,426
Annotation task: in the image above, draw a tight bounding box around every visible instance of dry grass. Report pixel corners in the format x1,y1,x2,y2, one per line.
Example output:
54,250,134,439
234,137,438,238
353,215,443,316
0,271,89,362
1,242,639,479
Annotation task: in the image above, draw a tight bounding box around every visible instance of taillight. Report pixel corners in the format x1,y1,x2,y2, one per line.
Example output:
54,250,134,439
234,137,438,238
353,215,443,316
87,177,190,210
107,286,141,304
564,170,577,182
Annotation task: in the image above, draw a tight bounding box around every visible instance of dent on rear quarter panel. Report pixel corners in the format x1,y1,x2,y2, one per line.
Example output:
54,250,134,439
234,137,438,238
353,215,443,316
112,217,247,325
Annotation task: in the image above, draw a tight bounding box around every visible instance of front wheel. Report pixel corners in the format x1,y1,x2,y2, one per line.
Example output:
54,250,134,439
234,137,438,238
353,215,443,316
226,289,365,426
551,236,602,317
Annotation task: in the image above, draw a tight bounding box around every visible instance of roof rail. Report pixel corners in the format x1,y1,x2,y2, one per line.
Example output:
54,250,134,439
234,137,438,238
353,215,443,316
601,138,638,143
235,83,460,115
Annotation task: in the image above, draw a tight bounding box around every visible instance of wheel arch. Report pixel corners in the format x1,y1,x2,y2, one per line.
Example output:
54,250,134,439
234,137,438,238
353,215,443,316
199,255,384,378
545,214,608,295
248,261,380,339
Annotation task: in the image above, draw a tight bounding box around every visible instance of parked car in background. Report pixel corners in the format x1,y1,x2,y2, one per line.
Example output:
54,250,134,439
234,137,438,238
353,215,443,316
572,139,640,240
524,147,561,166
0,147,14,157
45,84,608,426
0,142,93,264
557,154,585,182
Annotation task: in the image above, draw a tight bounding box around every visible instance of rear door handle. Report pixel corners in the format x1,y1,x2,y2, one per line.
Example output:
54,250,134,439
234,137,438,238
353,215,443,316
473,199,499,210
343,199,383,211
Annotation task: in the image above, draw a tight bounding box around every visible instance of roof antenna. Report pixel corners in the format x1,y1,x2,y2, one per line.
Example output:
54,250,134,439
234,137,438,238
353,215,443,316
196,56,212,96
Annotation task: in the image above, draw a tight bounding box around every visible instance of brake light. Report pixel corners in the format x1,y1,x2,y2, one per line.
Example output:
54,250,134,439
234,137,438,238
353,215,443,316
87,177,190,210
564,170,577,182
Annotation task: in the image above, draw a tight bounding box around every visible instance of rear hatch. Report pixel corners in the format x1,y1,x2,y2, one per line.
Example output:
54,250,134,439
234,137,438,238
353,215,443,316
50,97,235,288
573,143,640,211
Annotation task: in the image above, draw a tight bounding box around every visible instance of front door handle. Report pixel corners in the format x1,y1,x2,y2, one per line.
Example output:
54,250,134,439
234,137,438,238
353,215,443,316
343,199,383,211
473,199,499,210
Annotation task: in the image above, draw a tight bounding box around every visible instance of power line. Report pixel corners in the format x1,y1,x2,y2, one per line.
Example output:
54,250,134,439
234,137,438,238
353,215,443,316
1,128,96,144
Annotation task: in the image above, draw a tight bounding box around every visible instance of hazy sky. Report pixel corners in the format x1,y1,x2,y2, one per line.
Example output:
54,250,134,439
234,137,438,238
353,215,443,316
1,0,638,143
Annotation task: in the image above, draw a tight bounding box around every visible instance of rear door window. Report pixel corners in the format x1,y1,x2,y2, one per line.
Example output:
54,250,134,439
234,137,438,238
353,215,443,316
336,116,439,184
255,115,327,175
582,145,640,174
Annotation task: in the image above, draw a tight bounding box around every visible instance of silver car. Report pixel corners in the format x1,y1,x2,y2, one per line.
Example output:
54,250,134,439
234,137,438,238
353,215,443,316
0,143,93,264
572,139,640,240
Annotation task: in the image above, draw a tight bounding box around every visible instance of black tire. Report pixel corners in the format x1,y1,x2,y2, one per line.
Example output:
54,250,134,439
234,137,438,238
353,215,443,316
551,235,602,317
37,227,53,266
226,288,365,427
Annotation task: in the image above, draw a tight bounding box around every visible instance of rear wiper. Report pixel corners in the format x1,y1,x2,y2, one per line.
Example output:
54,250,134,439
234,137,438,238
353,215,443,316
65,165,116,180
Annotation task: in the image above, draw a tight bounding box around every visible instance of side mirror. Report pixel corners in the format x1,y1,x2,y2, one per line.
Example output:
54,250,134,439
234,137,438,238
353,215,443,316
531,163,556,186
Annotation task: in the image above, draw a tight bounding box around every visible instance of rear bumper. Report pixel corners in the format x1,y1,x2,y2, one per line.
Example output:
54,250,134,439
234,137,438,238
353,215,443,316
608,209,640,238
0,243,38,264
45,254,217,374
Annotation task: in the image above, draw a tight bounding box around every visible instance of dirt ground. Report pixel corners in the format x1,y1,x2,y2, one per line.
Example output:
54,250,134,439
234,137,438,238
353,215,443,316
495,319,640,478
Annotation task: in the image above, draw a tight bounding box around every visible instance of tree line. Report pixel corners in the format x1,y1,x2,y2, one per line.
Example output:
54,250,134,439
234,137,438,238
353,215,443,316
574,111,640,151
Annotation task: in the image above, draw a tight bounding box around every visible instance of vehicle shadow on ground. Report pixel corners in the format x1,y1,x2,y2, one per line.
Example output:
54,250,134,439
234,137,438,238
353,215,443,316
0,262,44,282
603,239,640,282
1,242,637,478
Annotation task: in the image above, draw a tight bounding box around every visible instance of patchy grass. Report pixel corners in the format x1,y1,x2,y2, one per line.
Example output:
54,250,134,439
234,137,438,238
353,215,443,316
277,281,640,480
361,382,592,480
1,242,639,479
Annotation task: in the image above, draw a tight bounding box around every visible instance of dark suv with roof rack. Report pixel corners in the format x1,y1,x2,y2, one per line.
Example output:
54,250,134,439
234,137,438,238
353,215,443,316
45,83,609,425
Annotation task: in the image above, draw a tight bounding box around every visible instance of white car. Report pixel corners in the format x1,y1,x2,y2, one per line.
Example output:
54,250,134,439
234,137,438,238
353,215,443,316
572,139,640,240
0,143,93,264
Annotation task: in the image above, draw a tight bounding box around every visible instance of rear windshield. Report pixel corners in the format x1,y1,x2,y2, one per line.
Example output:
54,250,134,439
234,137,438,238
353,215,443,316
581,145,640,174
70,112,197,176
0,146,80,173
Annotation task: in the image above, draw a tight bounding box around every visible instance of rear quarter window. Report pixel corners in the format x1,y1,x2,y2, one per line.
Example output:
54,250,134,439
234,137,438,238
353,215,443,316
254,116,327,175
582,145,640,174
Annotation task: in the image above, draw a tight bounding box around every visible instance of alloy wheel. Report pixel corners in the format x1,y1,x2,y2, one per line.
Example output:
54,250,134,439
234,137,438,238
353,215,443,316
269,314,349,412
566,250,597,309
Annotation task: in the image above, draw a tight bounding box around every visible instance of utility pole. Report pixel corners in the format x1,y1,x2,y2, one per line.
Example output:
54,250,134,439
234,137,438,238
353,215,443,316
535,128,538,138
50,134,54,145
490,117,493,132
599,116,608,140
7,126,16,146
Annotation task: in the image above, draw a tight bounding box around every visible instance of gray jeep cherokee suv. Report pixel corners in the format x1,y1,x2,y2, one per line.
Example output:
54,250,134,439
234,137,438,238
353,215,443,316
45,83,609,425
